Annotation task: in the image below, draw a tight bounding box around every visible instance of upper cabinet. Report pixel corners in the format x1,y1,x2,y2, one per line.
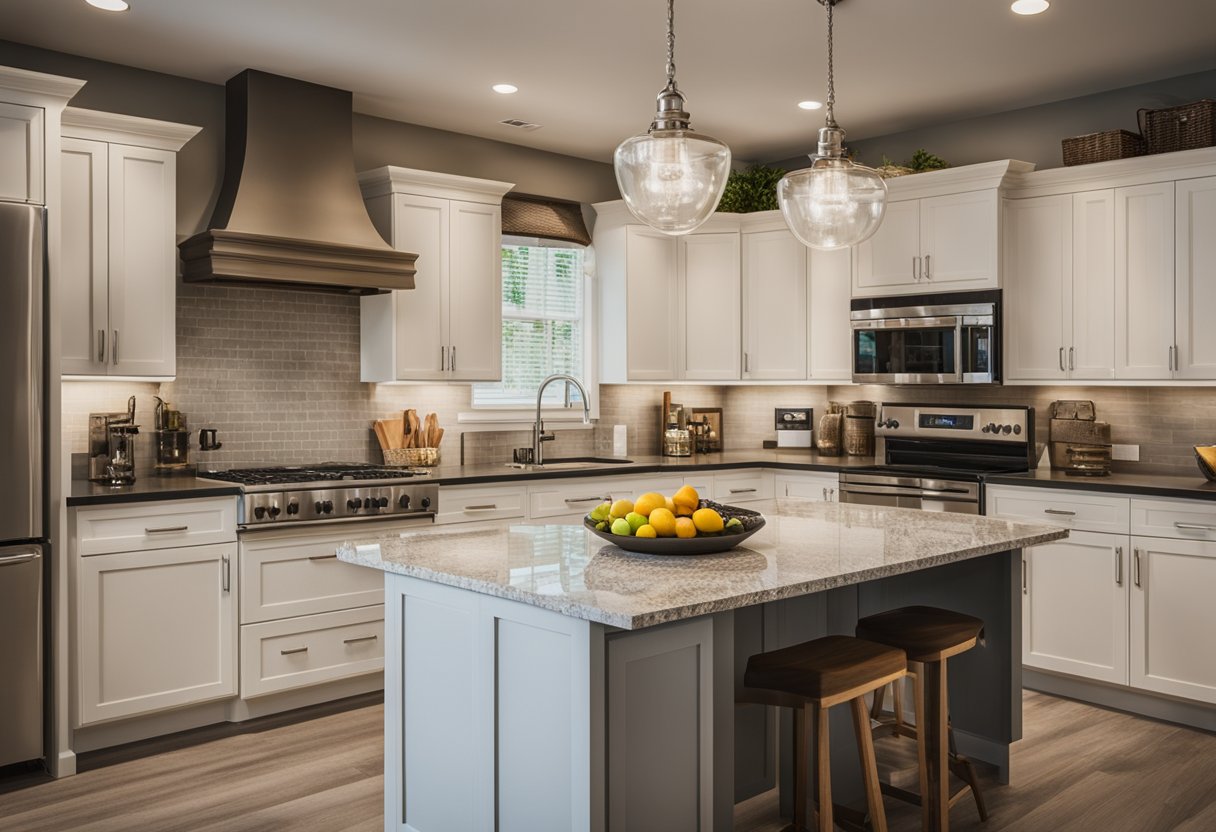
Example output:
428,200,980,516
59,108,201,378
1174,176,1216,379
852,160,1032,297
358,167,513,383
680,229,741,381
0,102,44,204
742,224,805,380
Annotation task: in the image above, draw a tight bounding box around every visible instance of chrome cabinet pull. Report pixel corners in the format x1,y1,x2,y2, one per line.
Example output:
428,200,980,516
222,554,231,593
923,254,931,281
1173,522,1216,532
343,635,378,645
1058,347,1065,372
1022,559,1028,594
450,345,456,372
729,487,757,494
1115,546,1123,586
97,329,106,363
441,345,447,371
280,646,308,655
1168,344,1176,372
112,330,119,364
1043,508,1076,516
744,352,749,373
1068,346,1075,370
308,553,339,561
1133,549,1142,588
822,487,828,501
912,256,919,281
564,496,610,504
462,504,499,511
145,525,188,534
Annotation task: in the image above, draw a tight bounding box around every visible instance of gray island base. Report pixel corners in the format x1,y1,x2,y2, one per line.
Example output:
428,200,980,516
339,500,1067,832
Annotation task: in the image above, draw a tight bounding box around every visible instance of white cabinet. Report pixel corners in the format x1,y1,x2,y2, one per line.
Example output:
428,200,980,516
808,247,853,381
437,483,527,525
774,471,839,501
1114,182,1175,379
0,101,44,204
623,225,679,381
1070,190,1118,379
1021,531,1129,685
711,470,774,503
679,231,741,380
1174,176,1216,379
59,109,201,377
359,167,513,382
1130,536,1216,704
78,542,238,725
985,485,1130,535
854,190,1000,297
742,227,806,380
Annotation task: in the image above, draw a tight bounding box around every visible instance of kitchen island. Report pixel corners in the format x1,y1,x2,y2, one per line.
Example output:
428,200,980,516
339,500,1067,832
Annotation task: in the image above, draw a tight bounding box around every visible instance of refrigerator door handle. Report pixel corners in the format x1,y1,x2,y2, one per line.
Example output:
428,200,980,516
0,552,38,567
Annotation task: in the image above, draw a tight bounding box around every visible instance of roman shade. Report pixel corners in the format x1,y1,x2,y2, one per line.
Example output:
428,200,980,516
501,195,591,247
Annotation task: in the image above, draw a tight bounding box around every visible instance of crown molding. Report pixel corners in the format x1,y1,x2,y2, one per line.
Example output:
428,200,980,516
880,159,1036,201
61,107,202,152
359,165,514,204
1004,146,1216,198
0,66,86,107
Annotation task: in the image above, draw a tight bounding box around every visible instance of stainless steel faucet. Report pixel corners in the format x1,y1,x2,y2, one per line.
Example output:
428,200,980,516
533,374,590,466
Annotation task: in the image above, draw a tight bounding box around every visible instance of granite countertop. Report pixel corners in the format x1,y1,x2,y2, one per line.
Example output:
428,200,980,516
986,468,1216,502
68,470,242,507
337,499,1067,630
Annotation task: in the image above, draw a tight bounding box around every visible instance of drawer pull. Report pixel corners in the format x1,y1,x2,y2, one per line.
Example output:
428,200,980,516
308,554,339,561
222,554,230,593
463,504,499,511
1021,559,1028,595
1115,546,1123,586
280,646,309,656
564,496,610,504
343,635,379,645
1133,549,1142,588
729,488,758,494
1043,509,1076,517
145,525,189,534
1173,522,1216,532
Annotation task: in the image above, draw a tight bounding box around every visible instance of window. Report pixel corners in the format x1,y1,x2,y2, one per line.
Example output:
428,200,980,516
471,237,594,410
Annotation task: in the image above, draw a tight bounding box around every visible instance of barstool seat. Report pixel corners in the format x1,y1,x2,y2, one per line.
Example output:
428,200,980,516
856,606,983,662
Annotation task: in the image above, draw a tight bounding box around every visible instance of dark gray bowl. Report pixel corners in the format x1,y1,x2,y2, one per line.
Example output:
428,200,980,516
583,501,766,556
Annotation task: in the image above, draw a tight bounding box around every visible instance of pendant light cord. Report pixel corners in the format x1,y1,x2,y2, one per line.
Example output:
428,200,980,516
824,0,837,128
665,0,678,92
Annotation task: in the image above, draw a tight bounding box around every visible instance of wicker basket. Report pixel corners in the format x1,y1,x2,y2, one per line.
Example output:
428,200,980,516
1140,100,1216,155
383,447,440,467
1062,129,1146,166
844,415,876,457
816,413,843,456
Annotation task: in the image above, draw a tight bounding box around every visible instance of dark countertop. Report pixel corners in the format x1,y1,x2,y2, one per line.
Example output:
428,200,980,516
985,468,1216,502
68,471,242,507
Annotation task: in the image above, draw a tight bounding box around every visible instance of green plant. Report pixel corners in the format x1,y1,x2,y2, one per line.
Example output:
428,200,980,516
717,165,786,213
906,149,950,172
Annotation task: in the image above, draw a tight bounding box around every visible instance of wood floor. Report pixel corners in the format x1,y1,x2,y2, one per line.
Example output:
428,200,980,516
1,690,1213,832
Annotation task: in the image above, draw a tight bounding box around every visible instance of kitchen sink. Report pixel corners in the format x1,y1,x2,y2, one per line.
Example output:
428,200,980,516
507,457,634,471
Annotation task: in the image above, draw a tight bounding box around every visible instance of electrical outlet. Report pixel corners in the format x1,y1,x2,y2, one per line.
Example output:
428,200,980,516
1112,444,1140,462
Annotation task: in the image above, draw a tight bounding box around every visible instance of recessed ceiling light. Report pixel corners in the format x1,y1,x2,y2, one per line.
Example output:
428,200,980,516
492,83,518,95
798,100,823,111
1011,0,1049,14
86,0,130,10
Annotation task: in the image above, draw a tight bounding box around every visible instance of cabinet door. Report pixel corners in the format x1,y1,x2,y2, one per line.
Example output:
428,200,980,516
0,102,44,204
1174,176,1216,380
919,189,999,290
679,231,741,380
625,226,679,380
742,229,806,380
107,144,177,377
1003,195,1070,380
60,138,110,376
390,193,449,380
1022,532,1128,685
1130,537,1216,704
447,200,502,381
775,472,838,501
808,247,853,380
1070,190,1116,379
78,543,237,725
853,199,920,295
1114,182,1175,379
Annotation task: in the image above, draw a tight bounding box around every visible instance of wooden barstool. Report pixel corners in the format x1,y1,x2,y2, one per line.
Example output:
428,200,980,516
743,635,907,832
856,606,987,832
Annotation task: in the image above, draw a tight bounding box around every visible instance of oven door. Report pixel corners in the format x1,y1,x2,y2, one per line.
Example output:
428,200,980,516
838,474,979,515
852,316,963,384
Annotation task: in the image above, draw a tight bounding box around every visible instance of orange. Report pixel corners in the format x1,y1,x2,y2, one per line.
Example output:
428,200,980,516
648,507,677,537
609,498,634,520
673,484,700,513
633,492,666,518
692,508,724,533
665,496,676,512
675,517,697,539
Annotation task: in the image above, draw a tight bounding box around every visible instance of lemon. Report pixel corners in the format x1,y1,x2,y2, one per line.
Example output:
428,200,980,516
633,492,666,518
609,498,635,520
692,508,724,534
636,524,657,539
673,484,699,513
675,517,697,539
665,496,676,512
648,507,677,537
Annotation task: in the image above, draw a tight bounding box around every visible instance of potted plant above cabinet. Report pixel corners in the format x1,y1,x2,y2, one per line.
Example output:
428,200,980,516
358,167,513,382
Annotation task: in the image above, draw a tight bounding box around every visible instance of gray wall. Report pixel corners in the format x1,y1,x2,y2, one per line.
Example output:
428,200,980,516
768,69,1216,172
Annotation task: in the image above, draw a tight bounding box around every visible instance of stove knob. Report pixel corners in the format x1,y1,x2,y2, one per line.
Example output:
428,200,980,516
1013,424,1022,435
1002,424,1013,435
987,423,998,434
889,420,899,429
253,506,266,520
322,500,334,514
420,496,432,510
876,420,887,429
347,498,361,511
981,424,991,433
398,494,411,510
376,496,389,509
286,502,299,516
315,500,324,514
268,504,281,518
363,497,374,509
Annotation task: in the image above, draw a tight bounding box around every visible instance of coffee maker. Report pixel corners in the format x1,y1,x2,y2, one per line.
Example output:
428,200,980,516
153,397,190,471
88,396,140,484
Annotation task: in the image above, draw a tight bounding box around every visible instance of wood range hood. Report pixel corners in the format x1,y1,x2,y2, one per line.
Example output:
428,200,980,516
179,70,416,295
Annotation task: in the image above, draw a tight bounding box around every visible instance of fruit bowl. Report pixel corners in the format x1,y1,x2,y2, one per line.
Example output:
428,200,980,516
584,500,766,556
1195,445,1216,482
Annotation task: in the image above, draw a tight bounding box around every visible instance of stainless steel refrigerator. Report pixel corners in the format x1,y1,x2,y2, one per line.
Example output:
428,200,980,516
0,202,46,768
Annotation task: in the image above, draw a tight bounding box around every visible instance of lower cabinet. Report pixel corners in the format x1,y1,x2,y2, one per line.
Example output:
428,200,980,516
1022,531,1129,685
77,542,238,725
774,471,839,502
711,470,774,503
240,606,385,699
1130,536,1216,704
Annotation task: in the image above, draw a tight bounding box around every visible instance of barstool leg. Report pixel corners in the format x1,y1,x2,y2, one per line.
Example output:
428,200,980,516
911,661,930,832
851,696,889,832
922,659,951,832
892,676,906,733
793,704,809,832
811,702,833,832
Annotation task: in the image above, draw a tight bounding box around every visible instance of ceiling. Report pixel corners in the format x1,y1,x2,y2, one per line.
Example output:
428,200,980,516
2,0,1214,163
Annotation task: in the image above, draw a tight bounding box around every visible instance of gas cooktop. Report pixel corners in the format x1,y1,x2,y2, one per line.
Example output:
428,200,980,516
198,463,418,487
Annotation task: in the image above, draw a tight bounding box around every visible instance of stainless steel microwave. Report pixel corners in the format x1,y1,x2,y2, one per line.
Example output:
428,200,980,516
850,290,1000,384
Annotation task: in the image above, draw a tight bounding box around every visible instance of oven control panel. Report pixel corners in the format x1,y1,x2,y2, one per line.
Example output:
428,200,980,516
241,483,438,527
875,405,1030,443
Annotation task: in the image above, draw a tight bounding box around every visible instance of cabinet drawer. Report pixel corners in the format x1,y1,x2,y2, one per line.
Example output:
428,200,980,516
775,472,839,501
527,477,623,521
713,470,774,503
240,528,386,624
76,497,238,555
240,606,384,699
1132,498,1216,541
985,486,1129,534
436,485,526,525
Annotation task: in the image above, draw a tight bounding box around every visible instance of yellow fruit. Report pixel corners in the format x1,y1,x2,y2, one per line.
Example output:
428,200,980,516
673,484,700,512
648,507,677,537
609,498,634,520
665,496,676,512
636,524,657,539
634,492,666,518
692,508,724,534
675,502,695,517
675,517,697,539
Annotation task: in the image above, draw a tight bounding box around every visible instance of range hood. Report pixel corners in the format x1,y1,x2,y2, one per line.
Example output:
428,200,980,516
180,70,416,294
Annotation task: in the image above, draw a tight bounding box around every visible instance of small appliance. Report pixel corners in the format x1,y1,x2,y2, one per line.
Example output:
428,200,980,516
153,396,190,471
88,395,137,482
775,408,814,449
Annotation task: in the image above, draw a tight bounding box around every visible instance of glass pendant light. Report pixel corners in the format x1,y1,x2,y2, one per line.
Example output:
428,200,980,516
778,0,887,250
613,0,731,236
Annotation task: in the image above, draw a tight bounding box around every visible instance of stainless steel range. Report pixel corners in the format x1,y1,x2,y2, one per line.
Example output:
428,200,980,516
197,464,438,529
839,404,1034,514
